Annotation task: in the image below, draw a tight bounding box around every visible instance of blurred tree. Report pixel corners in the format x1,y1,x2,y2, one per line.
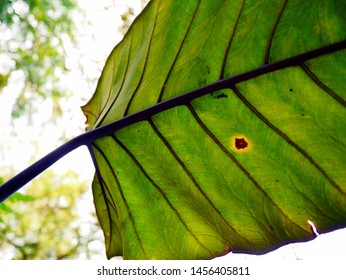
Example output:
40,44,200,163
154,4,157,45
0,0,100,260
0,171,103,259
0,0,149,260
0,0,76,119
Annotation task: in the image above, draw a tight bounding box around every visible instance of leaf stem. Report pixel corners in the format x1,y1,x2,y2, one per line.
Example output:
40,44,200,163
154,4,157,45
0,136,85,203
1,39,345,203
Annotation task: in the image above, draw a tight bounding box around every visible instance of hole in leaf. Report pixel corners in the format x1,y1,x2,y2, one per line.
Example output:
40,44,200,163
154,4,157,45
217,93,228,99
307,220,320,237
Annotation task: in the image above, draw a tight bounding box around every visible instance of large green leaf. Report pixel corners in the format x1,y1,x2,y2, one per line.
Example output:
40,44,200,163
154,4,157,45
82,0,346,259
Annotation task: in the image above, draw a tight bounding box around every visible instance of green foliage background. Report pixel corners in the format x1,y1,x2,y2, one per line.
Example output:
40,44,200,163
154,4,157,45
0,0,149,260
0,0,76,118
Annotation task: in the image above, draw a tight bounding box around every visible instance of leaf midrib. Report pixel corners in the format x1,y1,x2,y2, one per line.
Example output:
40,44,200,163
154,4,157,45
87,39,346,141
1,40,345,204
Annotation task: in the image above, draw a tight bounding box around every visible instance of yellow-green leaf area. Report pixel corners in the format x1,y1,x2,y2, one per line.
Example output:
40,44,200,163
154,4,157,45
83,0,346,259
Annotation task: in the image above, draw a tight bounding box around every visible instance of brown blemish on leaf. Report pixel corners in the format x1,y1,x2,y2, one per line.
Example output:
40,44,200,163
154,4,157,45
231,135,251,153
226,244,232,253
235,138,248,149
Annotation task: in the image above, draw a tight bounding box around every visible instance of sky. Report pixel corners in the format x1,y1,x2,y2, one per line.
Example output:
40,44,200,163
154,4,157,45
0,0,345,260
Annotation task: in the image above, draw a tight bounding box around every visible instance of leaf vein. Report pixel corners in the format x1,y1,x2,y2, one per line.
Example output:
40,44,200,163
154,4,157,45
157,0,202,103
89,144,119,218
92,142,148,258
89,145,118,255
232,86,346,199
124,0,161,116
148,119,255,249
111,134,212,254
187,104,306,233
300,63,346,107
263,0,288,64
96,34,133,127
219,0,245,79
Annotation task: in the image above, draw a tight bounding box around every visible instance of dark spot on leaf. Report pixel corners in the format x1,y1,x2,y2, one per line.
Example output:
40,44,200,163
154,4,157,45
301,113,305,116
289,88,293,92
217,93,228,99
235,138,248,149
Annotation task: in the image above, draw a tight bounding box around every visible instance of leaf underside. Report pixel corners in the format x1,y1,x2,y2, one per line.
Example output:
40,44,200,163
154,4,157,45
82,0,346,259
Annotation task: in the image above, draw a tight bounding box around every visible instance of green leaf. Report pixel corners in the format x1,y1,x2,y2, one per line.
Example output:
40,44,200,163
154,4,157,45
0,202,16,215
0,72,10,90
8,192,36,202
82,0,346,259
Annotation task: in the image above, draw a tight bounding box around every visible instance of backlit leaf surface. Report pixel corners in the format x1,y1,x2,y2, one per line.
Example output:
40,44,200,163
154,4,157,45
82,0,346,259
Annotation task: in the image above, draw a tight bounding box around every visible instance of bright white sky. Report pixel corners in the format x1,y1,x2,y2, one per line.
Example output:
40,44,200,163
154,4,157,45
0,0,345,260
